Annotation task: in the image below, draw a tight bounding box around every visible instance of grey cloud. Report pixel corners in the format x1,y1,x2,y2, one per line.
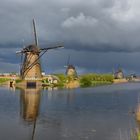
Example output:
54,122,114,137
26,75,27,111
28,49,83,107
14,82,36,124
0,0,140,52
40,49,140,75
62,13,98,28
0,62,18,73
1,0,140,74
0,47,140,75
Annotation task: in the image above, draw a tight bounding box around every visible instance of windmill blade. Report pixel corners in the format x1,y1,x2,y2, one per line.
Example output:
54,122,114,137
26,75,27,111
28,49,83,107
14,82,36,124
16,50,28,54
40,45,64,51
16,39,27,54
20,53,24,76
16,51,22,54
32,19,38,46
20,53,23,66
67,55,70,66
64,66,68,68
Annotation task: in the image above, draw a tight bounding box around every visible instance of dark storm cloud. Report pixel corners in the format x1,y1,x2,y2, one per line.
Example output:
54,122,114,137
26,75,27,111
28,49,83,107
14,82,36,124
40,49,140,75
64,41,140,53
0,0,140,52
0,0,140,74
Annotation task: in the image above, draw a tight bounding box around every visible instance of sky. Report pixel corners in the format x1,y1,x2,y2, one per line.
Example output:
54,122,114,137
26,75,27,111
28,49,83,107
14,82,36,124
0,0,140,75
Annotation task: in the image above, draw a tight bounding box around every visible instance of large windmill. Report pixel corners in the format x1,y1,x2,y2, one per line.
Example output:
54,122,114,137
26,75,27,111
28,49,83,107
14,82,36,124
17,19,63,80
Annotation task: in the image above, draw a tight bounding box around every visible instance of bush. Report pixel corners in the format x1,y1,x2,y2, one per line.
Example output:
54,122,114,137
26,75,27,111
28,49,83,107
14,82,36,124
80,75,92,87
15,79,22,83
0,78,10,84
54,74,67,82
42,79,49,84
80,73,113,87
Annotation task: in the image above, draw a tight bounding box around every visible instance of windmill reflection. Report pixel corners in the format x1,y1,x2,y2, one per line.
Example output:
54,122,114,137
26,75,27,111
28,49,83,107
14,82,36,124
20,87,41,140
20,88,41,122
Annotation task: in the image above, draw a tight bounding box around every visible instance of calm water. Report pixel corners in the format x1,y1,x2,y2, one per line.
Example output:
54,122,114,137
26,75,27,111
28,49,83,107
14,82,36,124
0,83,140,140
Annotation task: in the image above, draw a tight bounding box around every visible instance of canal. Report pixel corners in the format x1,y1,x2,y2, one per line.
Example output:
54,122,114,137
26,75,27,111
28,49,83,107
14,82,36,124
0,83,140,140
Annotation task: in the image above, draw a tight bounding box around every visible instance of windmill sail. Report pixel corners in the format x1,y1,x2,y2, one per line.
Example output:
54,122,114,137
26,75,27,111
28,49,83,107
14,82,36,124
17,20,64,80
32,19,38,46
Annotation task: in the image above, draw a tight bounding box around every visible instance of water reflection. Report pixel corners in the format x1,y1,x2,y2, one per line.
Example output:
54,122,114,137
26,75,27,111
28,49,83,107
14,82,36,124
20,88,41,122
20,87,41,140
1,83,140,140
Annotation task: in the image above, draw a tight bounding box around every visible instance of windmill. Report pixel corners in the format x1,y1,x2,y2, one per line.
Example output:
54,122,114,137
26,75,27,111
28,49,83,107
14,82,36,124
17,19,63,80
65,55,77,77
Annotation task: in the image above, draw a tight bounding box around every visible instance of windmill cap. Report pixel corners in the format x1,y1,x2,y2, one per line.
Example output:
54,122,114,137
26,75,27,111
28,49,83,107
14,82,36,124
67,65,75,69
23,44,40,53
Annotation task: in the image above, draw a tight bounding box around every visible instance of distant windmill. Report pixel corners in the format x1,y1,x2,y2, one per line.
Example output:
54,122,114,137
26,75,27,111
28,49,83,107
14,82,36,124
16,19,63,80
65,55,77,77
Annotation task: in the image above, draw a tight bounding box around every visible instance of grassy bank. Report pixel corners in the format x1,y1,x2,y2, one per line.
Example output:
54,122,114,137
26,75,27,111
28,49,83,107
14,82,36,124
0,78,10,84
50,73,114,88
80,73,113,87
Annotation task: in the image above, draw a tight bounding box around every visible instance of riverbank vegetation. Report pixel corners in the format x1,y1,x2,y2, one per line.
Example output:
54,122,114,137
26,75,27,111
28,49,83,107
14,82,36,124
15,79,22,83
12,73,114,88
0,78,10,84
54,73,67,86
80,73,114,87
54,73,79,88
48,73,114,88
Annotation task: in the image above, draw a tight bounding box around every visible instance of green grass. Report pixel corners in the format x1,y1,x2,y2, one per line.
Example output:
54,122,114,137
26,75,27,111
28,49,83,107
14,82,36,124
0,78,10,84
92,81,112,86
15,79,23,83
42,73,114,88
80,73,113,87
